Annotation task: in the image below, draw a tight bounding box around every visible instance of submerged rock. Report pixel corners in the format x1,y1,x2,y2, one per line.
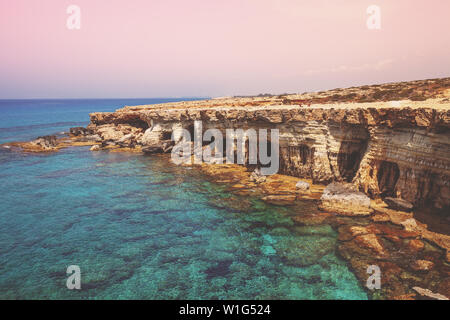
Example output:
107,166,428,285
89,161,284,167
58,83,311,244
261,195,296,206
293,225,335,237
275,236,335,267
292,212,332,226
319,182,372,216
142,145,164,154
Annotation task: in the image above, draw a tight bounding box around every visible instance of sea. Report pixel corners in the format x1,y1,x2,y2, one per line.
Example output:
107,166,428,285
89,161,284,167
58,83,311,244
0,99,367,299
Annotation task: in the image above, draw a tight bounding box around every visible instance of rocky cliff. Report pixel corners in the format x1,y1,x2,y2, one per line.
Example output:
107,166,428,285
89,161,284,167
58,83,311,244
6,78,446,212
86,78,450,213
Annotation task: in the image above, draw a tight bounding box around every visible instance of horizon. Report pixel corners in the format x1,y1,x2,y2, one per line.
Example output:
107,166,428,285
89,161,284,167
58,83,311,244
1,0,450,99
1,76,448,101
0,97,209,101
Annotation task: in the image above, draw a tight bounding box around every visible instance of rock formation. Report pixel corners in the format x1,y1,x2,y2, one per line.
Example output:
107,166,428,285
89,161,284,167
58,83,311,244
83,78,450,214
2,78,448,213
1,77,449,300
30,135,58,150
319,182,372,216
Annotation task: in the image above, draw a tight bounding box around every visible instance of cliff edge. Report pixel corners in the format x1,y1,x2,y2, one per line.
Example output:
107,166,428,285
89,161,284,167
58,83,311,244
86,78,450,212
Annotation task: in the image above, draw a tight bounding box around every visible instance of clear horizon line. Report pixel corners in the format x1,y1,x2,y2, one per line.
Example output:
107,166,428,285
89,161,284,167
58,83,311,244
0,96,211,101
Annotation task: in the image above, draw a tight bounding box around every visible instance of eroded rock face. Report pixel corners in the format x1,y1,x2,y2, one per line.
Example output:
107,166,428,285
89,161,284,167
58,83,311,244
83,79,450,213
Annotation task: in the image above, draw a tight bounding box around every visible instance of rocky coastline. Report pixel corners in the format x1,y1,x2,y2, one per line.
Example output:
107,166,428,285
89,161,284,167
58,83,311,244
2,78,449,299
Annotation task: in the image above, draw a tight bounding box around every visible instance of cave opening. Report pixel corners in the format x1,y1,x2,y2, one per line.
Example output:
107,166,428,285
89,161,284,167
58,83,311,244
338,140,368,182
299,144,311,165
377,161,400,197
129,119,150,131
161,131,172,141
278,144,314,178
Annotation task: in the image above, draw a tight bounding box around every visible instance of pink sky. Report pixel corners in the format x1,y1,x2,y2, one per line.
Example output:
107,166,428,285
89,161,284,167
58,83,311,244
0,0,449,98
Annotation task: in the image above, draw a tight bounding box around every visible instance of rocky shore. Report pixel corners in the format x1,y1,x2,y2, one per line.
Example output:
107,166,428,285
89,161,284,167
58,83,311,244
2,77,449,299
195,160,450,299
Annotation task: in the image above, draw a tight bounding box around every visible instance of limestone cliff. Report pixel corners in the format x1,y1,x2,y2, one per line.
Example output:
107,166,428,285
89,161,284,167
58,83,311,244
86,78,450,212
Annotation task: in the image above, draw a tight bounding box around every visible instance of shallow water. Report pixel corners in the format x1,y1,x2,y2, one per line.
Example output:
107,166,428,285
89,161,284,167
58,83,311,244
0,99,368,299
0,148,367,299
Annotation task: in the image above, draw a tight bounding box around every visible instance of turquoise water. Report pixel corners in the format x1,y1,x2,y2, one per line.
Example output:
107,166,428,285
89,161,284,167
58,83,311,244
0,99,201,144
0,100,367,299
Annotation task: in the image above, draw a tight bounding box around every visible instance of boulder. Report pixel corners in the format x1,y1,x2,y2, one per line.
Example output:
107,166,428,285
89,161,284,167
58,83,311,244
400,218,418,232
249,168,267,184
384,197,413,212
31,135,58,150
295,180,310,192
319,182,372,215
90,145,100,151
69,127,92,136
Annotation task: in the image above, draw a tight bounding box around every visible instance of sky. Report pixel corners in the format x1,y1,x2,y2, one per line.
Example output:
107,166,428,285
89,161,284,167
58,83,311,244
0,0,449,98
